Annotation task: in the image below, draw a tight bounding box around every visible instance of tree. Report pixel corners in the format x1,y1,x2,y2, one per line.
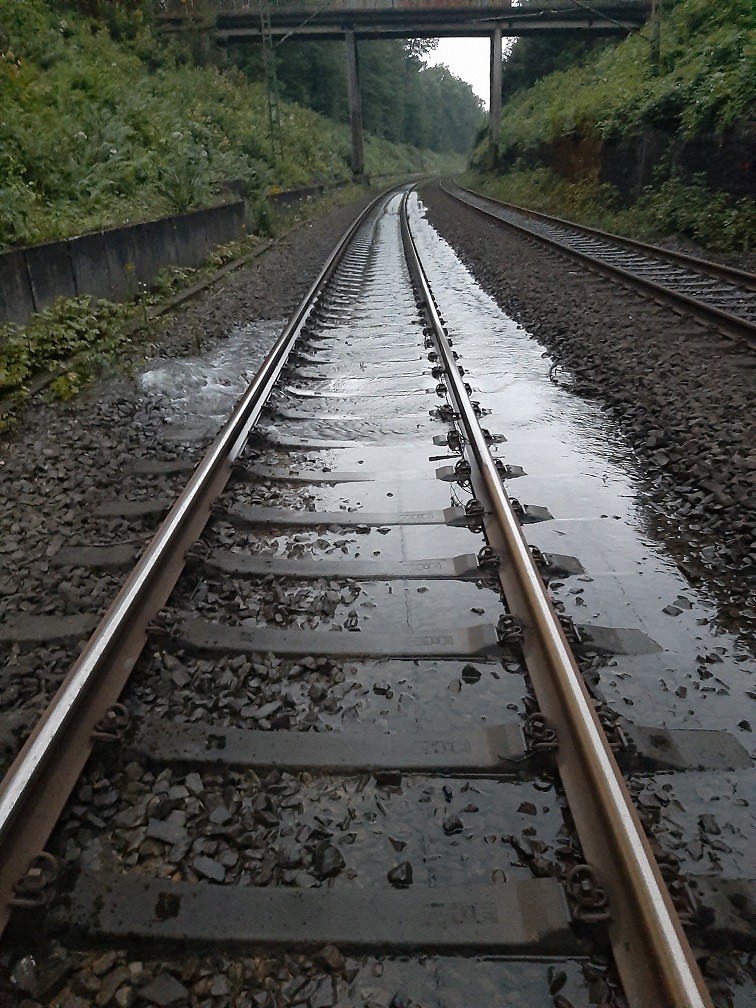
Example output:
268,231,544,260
230,35,481,156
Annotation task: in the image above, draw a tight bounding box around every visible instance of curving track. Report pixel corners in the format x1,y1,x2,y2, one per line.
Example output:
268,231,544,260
1,187,752,1008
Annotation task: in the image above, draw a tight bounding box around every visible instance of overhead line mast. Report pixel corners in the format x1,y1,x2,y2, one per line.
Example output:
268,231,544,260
259,1,284,163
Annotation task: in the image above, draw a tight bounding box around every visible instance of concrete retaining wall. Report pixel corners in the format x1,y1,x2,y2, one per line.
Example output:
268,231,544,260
0,200,246,327
270,181,350,208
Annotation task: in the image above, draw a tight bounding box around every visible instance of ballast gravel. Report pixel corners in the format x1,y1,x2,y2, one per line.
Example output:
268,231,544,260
0,193,376,774
2,184,755,1008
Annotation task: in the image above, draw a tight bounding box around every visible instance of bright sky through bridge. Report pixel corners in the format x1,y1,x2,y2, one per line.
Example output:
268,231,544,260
427,36,508,109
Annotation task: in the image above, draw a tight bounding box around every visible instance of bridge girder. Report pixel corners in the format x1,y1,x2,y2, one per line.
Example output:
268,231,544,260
158,3,650,43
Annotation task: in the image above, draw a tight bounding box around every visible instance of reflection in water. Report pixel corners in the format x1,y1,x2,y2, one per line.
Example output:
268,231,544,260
407,192,754,736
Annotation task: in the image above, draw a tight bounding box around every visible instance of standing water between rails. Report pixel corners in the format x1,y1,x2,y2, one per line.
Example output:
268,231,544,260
407,192,754,739
105,190,752,1006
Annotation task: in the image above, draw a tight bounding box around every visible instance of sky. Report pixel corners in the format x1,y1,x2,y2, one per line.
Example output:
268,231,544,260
427,37,495,109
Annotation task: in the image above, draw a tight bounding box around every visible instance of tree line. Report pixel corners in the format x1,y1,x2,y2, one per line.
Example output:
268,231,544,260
54,2,485,155
229,37,484,157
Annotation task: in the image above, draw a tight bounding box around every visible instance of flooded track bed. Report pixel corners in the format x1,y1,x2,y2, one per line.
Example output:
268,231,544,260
421,182,756,634
0,188,753,1008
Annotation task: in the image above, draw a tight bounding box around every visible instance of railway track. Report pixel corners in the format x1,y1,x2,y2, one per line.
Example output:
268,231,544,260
442,181,756,348
1,187,752,1008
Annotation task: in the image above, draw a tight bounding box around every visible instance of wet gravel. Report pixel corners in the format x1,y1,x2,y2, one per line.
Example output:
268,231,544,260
54,763,569,891
126,646,524,737
0,194,376,774
4,941,634,1008
420,183,756,627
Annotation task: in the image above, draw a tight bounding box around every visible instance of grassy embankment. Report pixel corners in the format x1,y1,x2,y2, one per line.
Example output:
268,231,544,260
467,0,755,257
0,0,459,248
0,0,462,425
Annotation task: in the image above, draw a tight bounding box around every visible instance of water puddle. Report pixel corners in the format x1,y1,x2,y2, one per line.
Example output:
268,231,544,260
207,521,479,566
407,193,755,737
139,320,282,443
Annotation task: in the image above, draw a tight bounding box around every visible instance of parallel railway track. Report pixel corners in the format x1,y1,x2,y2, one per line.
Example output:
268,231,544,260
443,182,756,348
1,186,752,1008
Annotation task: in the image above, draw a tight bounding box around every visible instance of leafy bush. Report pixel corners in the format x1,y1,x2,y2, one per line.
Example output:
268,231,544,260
490,0,755,161
0,0,462,249
0,292,141,431
0,295,134,395
616,175,756,254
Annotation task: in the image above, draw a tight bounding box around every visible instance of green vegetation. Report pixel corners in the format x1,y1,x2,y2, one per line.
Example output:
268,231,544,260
259,37,482,156
0,1,478,250
497,29,609,106
473,0,754,255
489,0,753,157
0,294,139,430
465,169,756,257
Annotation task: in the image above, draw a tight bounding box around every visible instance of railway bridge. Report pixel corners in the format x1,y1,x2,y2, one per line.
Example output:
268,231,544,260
158,1,652,177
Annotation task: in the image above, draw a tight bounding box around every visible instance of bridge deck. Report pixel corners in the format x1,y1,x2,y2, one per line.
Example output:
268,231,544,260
157,2,650,41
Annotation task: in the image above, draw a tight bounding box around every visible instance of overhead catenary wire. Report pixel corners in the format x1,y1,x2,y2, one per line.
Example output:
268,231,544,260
275,0,339,46
564,0,652,41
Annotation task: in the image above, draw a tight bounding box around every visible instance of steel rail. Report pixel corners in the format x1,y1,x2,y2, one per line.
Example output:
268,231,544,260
0,189,390,937
454,181,756,289
440,181,756,349
400,190,713,1008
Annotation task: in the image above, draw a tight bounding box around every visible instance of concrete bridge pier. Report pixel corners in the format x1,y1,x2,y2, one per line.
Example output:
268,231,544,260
489,26,502,142
345,31,365,180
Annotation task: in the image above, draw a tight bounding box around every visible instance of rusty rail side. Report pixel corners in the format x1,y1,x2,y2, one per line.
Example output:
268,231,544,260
400,190,713,1008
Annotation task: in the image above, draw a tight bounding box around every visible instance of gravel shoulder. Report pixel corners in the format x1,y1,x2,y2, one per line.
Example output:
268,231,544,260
0,190,377,772
419,182,756,632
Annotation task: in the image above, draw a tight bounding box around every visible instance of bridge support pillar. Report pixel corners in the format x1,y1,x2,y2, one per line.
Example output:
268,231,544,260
489,26,502,144
345,30,365,180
